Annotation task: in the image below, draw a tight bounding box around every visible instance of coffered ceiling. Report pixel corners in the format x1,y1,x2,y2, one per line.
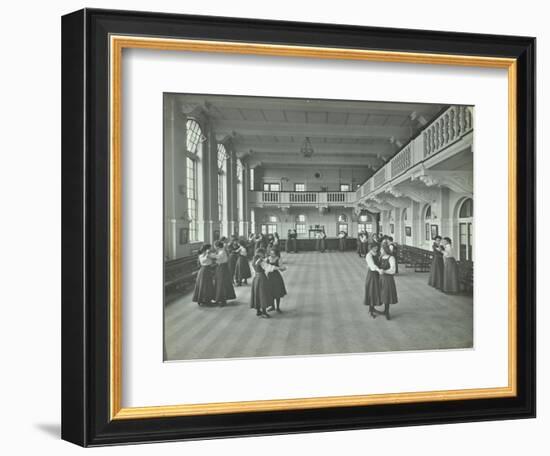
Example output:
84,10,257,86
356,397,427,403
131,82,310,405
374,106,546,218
174,93,448,169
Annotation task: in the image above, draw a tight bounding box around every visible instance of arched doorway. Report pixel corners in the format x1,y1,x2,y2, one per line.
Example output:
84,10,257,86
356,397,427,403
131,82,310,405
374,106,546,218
457,198,473,261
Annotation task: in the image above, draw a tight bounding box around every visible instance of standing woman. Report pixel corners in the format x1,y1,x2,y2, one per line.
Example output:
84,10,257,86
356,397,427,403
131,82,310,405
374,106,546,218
360,231,369,257
266,249,287,312
254,233,263,255
338,230,348,252
317,230,327,253
364,244,382,318
286,228,298,254
212,240,236,306
272,232,281,258
228,238,240,285
378,245,398,320
234,239,252,286
428,235,444,289
247,232,255,259
442,237,460,294
250,248,272,318
192,244,216,306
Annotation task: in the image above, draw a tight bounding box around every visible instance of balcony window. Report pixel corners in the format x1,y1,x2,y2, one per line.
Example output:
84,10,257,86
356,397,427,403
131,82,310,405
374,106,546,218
294,183,306,192
263,183,280,192
340,183,351,192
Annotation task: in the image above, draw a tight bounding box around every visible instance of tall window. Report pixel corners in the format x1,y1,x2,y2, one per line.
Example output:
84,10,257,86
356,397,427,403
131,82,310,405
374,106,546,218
261,215,278,235
340,183,351,192
337,214,348,233
185,119,202,242
424,205,432,241
249,167,255,191
294,183,306,192
236,159,244,231
217,144,228,236
358,213,372,233
458,198,474,261
296,214,307,236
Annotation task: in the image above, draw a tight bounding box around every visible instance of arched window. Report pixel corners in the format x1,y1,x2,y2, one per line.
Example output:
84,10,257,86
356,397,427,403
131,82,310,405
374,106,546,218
458,198,474,261
217,144,228,236
295,214,307,237
186,119,202,153
337,213,348,233
459,198,474,218
185,119,202,242
261,214,278,235
357,212,373,233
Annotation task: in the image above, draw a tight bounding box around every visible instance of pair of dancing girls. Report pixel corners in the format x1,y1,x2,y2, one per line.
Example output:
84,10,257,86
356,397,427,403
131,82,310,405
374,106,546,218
227,238,252,286
428,236,460,294
250,248,287,318
192,241,237,307
363,243,398,320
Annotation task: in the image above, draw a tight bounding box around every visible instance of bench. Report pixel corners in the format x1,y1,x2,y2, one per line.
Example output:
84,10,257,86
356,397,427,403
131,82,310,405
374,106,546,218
457,260,474,294
164,252,199,302
398,245,433,273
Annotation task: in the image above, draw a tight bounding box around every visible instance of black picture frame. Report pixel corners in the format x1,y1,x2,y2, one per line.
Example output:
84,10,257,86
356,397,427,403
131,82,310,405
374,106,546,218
405,226,412,237
62,8,535,447
431,224,439,240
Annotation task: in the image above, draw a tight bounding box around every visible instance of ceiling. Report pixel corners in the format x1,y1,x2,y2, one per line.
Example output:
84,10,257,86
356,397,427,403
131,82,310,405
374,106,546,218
174,94,448,169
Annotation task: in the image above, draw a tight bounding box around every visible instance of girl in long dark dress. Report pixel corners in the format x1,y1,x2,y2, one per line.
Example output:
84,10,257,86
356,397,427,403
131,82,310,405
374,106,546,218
271,232,281,258
358,232,369,257
213,240,236,306
250,249,276,318
266,249,287,312
428,235,444,289
286,229,298,253
442,237,460,294
377,245,398,320
228,238,240,284
364,244,382,318
338,230,347,252
316,230,327,253
246,233,255,259
192,244,216,306
234,240,252,286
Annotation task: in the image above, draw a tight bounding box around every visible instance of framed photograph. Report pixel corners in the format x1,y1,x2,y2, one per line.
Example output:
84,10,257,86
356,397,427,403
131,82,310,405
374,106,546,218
62,8,535,447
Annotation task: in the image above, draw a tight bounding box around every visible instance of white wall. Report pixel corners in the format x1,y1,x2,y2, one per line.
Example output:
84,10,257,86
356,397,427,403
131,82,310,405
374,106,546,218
0,1,546,455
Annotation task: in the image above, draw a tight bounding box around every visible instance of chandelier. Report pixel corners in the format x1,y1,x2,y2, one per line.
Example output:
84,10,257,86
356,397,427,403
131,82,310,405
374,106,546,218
300,137,314,158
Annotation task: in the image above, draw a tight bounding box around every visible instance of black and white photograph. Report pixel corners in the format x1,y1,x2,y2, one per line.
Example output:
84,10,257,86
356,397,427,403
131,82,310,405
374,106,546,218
163,93,474,361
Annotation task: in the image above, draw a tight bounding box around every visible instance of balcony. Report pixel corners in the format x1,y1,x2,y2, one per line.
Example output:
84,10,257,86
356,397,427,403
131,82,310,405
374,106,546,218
355,105,474,200
250,191,356,207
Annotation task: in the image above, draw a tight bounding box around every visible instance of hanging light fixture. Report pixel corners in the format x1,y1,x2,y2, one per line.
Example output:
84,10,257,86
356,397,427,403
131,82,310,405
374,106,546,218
300,137,314,158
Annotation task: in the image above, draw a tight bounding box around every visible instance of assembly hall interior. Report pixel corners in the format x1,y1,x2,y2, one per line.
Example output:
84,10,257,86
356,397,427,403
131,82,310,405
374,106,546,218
163,93,474,362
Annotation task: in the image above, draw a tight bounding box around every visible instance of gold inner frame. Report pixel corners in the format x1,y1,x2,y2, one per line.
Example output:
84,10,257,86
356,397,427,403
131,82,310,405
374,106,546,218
109,35,518,420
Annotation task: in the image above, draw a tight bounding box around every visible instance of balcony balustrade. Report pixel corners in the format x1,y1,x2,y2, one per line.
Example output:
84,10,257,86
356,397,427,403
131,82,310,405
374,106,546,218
252,191,355,207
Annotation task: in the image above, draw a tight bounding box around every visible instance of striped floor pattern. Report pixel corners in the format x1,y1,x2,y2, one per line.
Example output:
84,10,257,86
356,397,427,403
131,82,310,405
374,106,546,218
164,251,473,361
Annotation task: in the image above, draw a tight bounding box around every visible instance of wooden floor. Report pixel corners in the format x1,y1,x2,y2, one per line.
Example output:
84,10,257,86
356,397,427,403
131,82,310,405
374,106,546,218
164,251,473,361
